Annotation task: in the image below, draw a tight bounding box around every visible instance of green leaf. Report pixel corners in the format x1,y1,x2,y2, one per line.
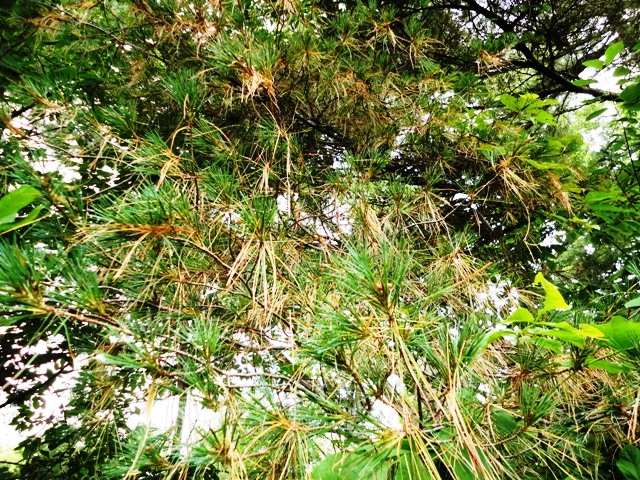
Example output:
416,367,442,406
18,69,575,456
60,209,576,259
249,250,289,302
572,79,597,86
499,94,518,110
394,452,433,480
483,328,516,346
596,316,640,350
492,410,520,435
604,41,625,66
0,206,45,234
585,108,608,121
585,190,620,203
528,336,564,353
617,445,640,480
582,59,605,70
0,186,41,224
506,307,535,323
625,297,640,308
531,110,557,125
588,203,639,214
534,273,570,314
446,448,490,480
613,66,631,77
578,323,605,338
311,452,388,480
529,328,584,348
585,359,629,374
516,93,540,110
620,82,640,104
536,98,559,107
525,159,568,170
0,313,36,327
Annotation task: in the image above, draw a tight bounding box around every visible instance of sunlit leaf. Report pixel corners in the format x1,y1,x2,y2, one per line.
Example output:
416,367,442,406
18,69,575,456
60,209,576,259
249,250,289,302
483,328,516,345
533,111,556,125
582,59,604,70
588,203,638,214
572,79,597,86
604,41,624,66
585,191,621,203
534,273,570,314
597,316,640,350
506,307,535,323
528,327,584,348
578,324,605,338
499,93,518,110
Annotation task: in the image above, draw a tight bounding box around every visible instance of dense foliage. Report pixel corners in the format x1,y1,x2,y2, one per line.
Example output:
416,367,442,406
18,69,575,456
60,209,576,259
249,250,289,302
2,0,640,478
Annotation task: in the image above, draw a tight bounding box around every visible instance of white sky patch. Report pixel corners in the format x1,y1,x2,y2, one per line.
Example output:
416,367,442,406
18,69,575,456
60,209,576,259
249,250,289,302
580,64,623,95
570,56,628,150
276,192,298,216
10,116,32,131
324,198,352,235
370,399,402,431
331,158,348,170
201,282,219,298
475,383,492,404
297,195,353,242
386,373,406,396
451,192,471,202
31,159,82,183
218,209,240,225
391,128,412,159
126,392,226,445
540,229,566,247
0,351,89,454
8,111,83,183
433,90,455,105
101,164,120,187
33,242,59,254
476,276,519,317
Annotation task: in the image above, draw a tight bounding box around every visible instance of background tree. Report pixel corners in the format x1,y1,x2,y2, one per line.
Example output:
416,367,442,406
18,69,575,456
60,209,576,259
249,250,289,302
1,0,640,479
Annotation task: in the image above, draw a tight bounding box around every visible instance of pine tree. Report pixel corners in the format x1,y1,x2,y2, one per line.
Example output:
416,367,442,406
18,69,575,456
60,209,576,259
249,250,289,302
1,1,640,479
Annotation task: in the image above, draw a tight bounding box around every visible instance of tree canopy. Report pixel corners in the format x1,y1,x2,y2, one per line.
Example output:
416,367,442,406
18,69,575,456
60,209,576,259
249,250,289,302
1,1,640,479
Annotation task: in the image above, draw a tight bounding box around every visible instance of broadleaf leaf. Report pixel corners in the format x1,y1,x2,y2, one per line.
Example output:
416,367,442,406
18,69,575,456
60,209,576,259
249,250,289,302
617,445,640,480
582,59,604,70
0,186,41,224
585,108,608,121
534,273,570,314
604,41,624,66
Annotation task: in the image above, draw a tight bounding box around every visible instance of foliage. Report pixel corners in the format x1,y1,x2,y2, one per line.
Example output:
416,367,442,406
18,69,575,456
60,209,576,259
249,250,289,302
618,445,640,480
1,1,640,479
